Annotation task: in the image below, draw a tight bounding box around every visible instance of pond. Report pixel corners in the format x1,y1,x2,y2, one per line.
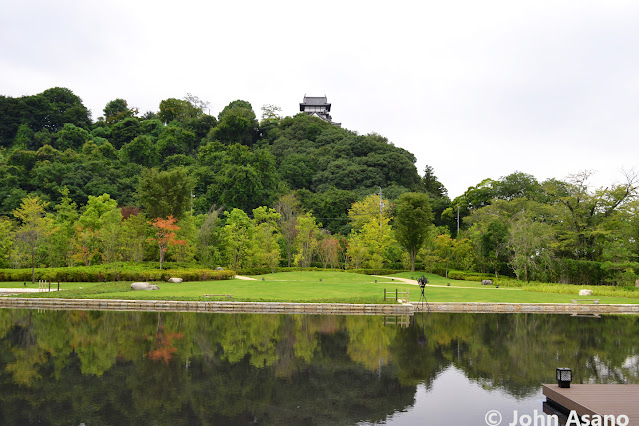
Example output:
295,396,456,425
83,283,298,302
0,310,637,425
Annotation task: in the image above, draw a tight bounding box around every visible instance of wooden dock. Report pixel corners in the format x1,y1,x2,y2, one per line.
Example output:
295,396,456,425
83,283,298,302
543,384,639,425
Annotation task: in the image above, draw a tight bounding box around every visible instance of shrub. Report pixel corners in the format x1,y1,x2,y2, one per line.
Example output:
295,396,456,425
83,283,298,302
447,270,495,282
0,263,235,282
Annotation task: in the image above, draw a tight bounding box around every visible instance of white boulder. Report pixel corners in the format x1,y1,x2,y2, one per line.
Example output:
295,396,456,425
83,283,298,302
579,289,594,296
167,277,183,283
131,282,160,291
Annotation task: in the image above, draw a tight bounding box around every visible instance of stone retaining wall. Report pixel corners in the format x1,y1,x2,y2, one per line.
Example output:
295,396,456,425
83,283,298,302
0,298,412,315
0,298,638,315
414,302,639,314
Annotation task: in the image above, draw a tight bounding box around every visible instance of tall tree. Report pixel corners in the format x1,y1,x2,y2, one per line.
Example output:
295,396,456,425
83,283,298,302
393,192,434,271
294,213,320,267
251,206,281,272
13,195,57,283
138,167,195,220
274,191,301,267
222,208,254,271
548,171,638,261
508,212,555,282
196,205,223,268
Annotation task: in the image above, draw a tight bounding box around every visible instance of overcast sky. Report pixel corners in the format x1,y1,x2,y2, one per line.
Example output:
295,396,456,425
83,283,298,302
2,0,638,198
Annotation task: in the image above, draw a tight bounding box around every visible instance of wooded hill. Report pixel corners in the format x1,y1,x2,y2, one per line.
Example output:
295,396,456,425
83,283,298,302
1,88,638,286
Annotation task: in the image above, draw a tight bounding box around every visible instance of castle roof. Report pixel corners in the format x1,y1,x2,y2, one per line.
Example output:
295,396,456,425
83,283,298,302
300,96,331,111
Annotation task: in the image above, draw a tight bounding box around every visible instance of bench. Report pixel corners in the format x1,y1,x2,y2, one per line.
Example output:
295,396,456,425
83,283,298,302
204,294,233,299
571,299,600,304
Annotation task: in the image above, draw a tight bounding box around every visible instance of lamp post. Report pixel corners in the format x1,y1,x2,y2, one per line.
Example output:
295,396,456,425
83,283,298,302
556,368,572,388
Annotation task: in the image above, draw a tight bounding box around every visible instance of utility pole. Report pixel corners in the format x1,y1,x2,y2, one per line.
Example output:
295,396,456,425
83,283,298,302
379,186,384,234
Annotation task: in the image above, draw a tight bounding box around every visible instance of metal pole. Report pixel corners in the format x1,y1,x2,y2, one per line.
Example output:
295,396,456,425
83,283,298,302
457,206,460,236
379,186,383,233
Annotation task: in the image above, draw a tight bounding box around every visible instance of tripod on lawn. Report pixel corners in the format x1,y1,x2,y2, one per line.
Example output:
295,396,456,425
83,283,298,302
417,275,430,312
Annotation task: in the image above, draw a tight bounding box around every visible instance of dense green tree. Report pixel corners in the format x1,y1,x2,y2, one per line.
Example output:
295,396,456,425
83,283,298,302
494,171,544,202
222,208,254,270
347,194,396,269
195,142,280,213
298,187,357,235
156,126,197,157
103,98,137,124
158,97,204,124
211,101,259,146
393,192,434,271
110,117,141,149
251,206,281,271
508,211,555,282
421,165,451,228
38,87,92,131
11,124,33,150
548,171,638,261
119,135,159,167
54,123,90,151
138,167,195,220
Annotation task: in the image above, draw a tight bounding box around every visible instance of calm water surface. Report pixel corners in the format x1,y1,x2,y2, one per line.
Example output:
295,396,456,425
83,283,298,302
0,310,637,425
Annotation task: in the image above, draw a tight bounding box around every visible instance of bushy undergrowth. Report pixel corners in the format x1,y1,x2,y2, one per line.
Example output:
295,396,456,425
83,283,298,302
0,262,235,282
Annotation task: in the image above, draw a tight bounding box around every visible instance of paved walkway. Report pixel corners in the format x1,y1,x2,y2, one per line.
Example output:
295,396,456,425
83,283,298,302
371,275,522,290
0,288,60,294
234,275,257,281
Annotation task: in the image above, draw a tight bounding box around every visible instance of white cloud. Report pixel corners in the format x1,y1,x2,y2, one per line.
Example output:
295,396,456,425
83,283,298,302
1,0,638,197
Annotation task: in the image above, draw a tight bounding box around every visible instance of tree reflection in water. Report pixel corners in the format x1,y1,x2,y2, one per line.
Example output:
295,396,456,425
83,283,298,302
0,310,637,424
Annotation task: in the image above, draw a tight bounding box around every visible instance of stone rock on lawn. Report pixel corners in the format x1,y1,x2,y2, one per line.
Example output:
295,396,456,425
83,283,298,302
131,282,160,291
481,279,493,286
167,277,183,283
579,289,594,296
215,267,224,271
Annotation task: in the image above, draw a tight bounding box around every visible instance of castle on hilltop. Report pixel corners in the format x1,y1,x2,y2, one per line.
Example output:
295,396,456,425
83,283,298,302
299,96,341,127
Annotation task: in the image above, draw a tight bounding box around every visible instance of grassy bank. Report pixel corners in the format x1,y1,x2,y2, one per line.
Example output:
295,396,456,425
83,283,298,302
438,270,639,300
4,271,639,304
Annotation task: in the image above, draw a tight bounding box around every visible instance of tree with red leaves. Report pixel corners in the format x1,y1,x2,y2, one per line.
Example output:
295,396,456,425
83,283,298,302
148,215,185,269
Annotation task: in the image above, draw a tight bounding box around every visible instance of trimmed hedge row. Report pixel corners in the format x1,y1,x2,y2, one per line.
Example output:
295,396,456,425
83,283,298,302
348,268,408,276
236,266,408,276
447,270,496,282
0,266,235,282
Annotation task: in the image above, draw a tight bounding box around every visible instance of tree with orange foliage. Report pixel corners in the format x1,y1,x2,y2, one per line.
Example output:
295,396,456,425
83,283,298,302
148,215,185,269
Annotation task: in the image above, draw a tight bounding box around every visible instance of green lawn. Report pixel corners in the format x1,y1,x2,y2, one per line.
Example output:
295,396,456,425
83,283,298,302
4,271,639,304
